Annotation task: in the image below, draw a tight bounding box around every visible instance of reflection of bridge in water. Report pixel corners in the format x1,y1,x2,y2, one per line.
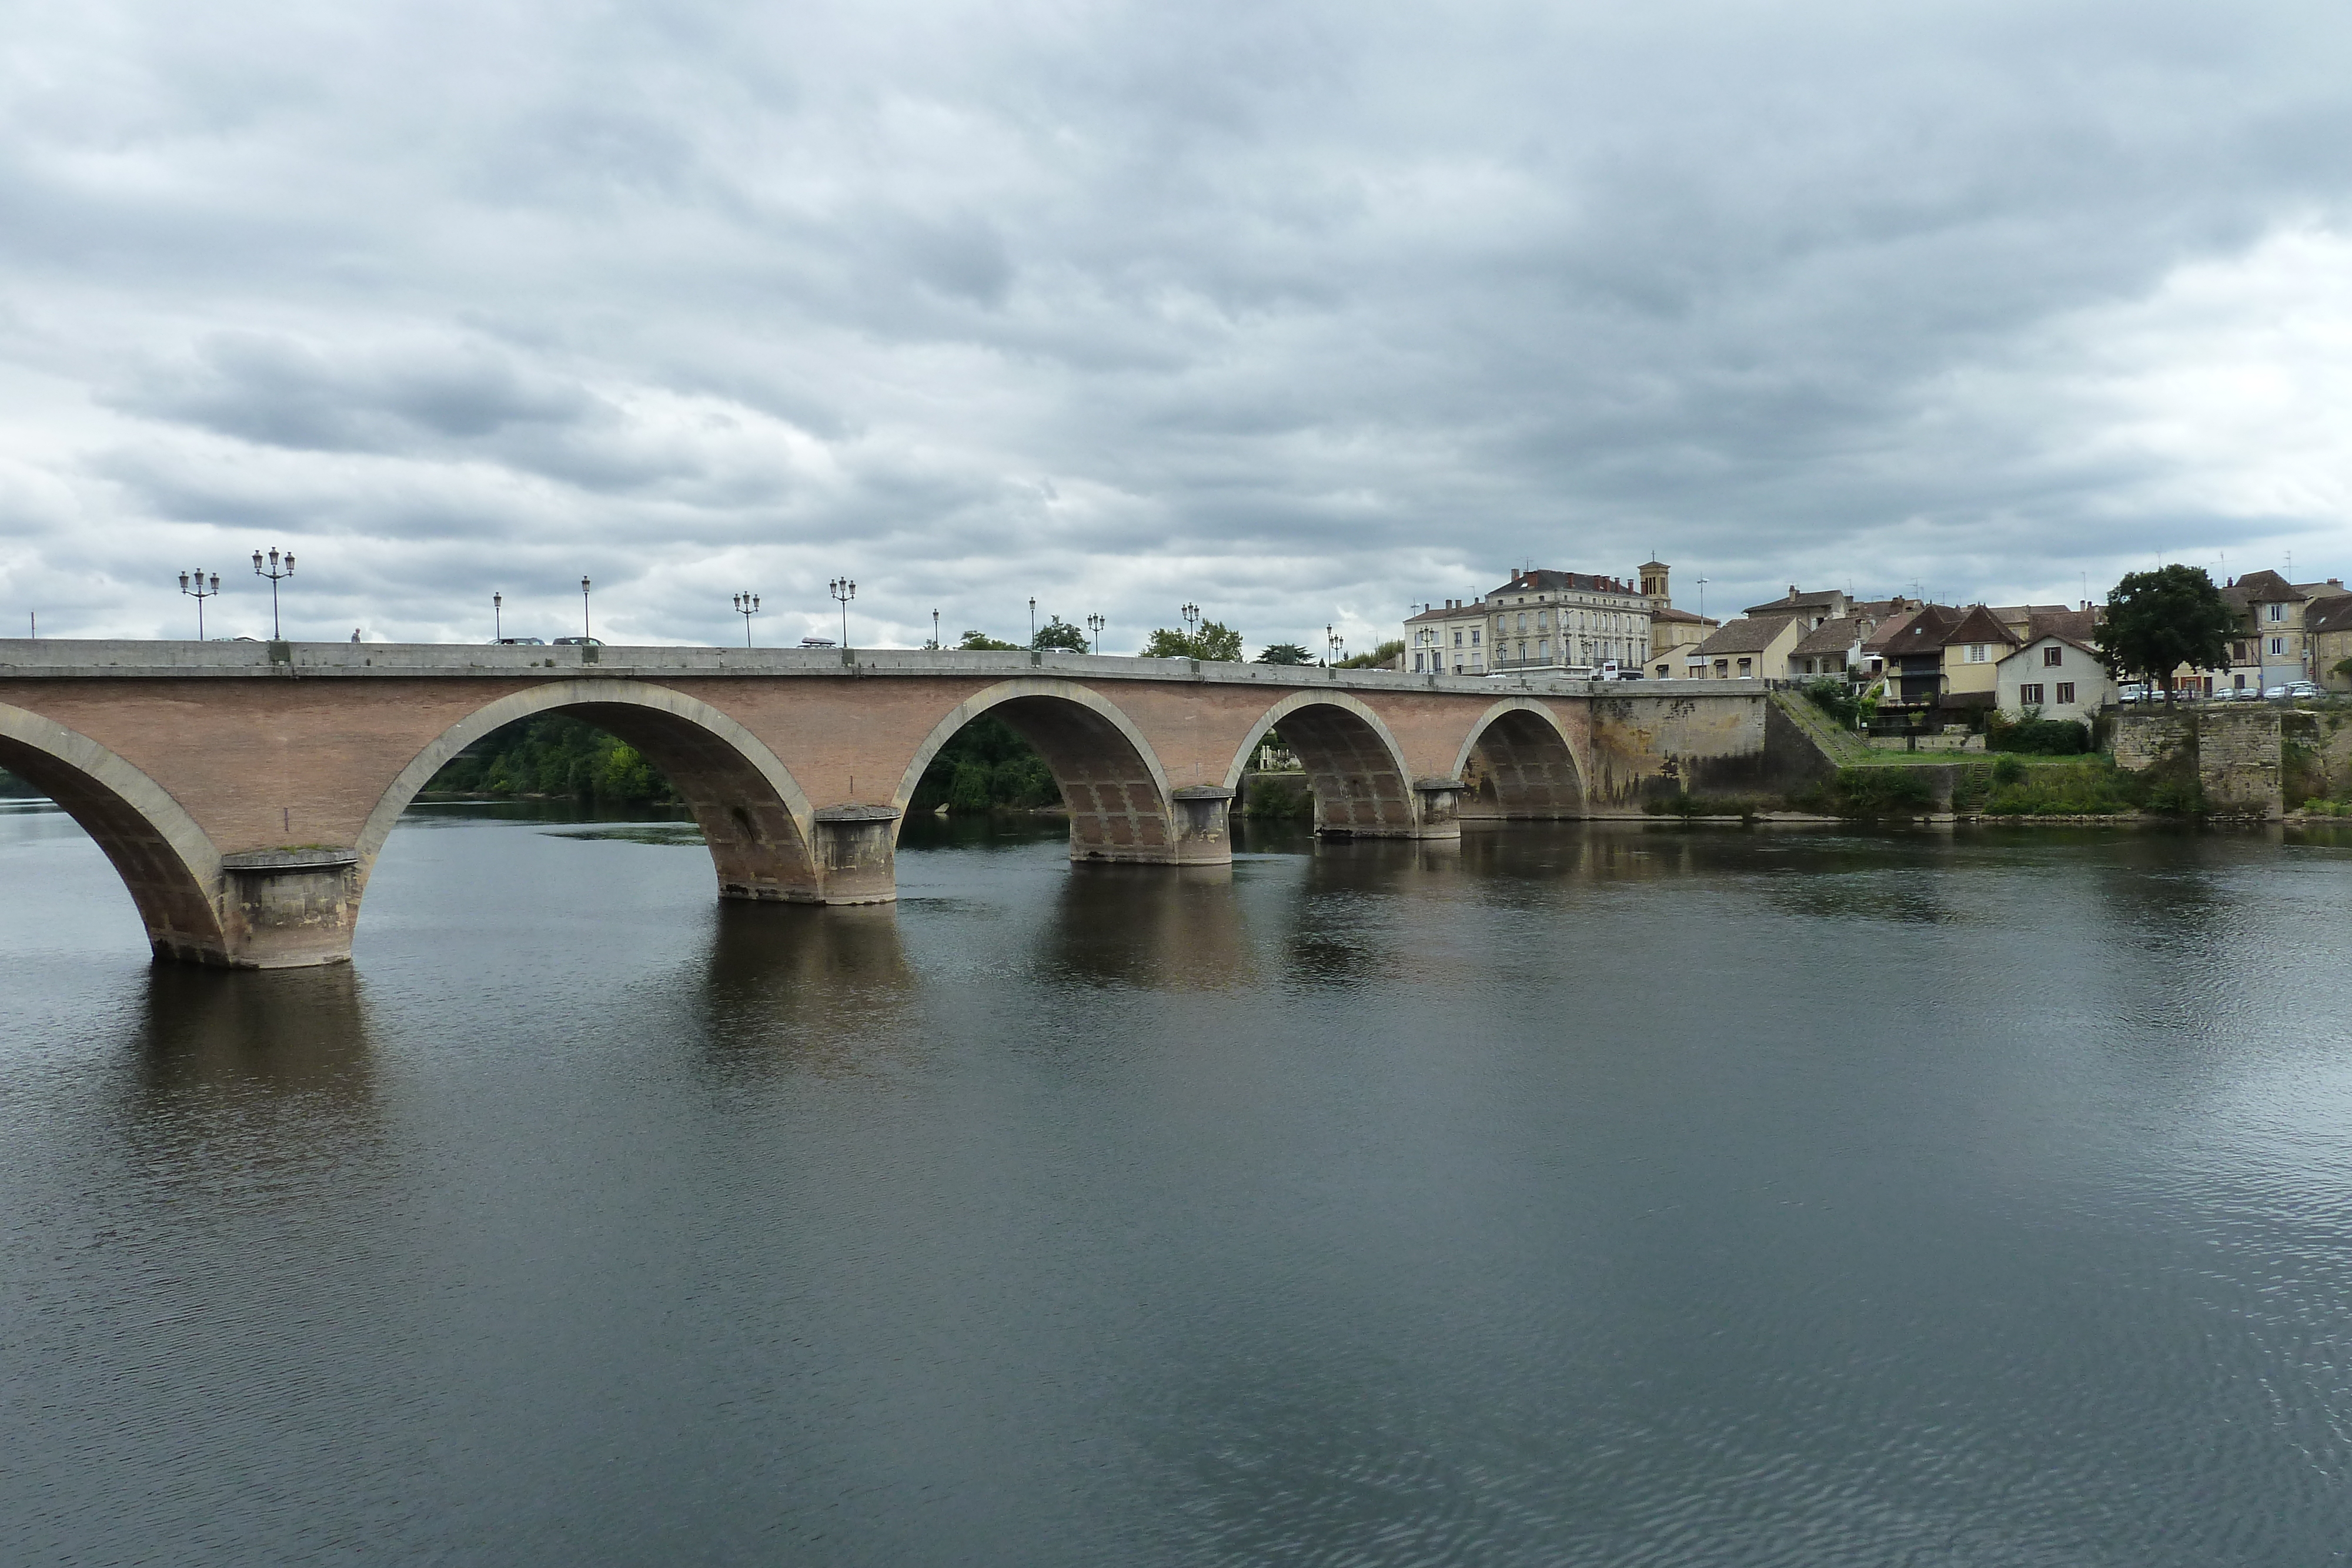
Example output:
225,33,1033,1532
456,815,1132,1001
0,641,1821,967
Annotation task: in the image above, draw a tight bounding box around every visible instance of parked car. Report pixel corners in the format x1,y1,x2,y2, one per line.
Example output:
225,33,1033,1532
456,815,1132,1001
553,636,601,646
2119,684,2149,703
2286,681,2323,699
496,636,546,646
2264,686,2291,700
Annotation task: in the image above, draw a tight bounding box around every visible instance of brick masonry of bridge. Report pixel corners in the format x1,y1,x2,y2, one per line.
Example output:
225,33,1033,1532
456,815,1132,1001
0,641,1822,967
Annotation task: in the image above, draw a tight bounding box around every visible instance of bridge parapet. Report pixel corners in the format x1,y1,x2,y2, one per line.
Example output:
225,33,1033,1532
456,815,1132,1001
0,637,1729,698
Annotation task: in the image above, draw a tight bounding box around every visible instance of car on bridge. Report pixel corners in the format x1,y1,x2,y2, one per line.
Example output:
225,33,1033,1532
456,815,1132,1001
553,636,602,647
496,636,546,646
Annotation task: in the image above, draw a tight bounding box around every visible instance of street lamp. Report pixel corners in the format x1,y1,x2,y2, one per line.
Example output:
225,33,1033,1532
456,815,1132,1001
1029,596,1038,645
1086,612,1105,654
733,591,762,648
931,608,941,650
492,591,502,642
178,569,220,639
1327,624,1345,665
830,577,856,648
252,548,294,640
580,576,593,641
1181,603,1200,638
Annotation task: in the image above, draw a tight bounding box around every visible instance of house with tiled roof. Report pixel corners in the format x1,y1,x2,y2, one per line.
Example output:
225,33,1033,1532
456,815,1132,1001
1996,630,2114,724
1688,615,1802,680
1789,617,1871,678
2307,589,2352,693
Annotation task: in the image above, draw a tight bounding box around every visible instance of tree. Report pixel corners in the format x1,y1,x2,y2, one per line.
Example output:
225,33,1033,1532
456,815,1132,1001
1033,615,1090,653
1335,639,1405,670
1255,642,1313,665
1140,619,1244,661
956,629,1023,651
2096,565,2237,707
2336,656,2352,685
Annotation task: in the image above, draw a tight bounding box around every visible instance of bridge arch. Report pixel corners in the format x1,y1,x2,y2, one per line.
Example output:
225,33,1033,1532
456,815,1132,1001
892,679,1181,862
1453,698,1586,820
1222,691,1419,836
362,679,823,901
0,702,230,962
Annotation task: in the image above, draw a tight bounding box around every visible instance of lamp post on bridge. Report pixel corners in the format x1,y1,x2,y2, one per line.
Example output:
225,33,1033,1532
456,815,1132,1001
580,577,593,641
1028,597,1037,644
931,608,940,650
178,569,220,639
252,549,293,639
1086,612,1104,654
830,577,856,648
734,591,762,647
1326,624,1345,666
492,591,502,642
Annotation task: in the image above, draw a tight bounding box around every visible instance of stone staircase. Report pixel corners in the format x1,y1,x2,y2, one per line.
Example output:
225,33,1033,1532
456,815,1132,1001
1769,687,1871,767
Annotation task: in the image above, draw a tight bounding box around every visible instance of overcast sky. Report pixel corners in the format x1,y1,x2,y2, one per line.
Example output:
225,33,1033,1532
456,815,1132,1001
4,0,2349,651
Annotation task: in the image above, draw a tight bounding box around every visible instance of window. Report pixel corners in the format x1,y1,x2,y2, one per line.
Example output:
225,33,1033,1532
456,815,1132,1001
1537,638,1549,658
1714,659,1728,676
1453,630,1462,647
2234,674,2247,690
2271,637,2286,656
2056,682,2075,704
1471,630,1481,646
1516,613,1527,633
2020,683,2045,705
1967,644,1987,663
1412,653,1424,672
2269,603,2284,621
2043,645,2063,667
1736,657,1752,675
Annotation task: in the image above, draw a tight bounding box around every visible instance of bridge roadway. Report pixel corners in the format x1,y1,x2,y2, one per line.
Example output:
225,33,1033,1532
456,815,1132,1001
0,640,1813,967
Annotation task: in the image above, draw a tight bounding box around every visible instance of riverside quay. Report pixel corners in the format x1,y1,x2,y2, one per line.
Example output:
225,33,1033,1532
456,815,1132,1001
0,641,1821,967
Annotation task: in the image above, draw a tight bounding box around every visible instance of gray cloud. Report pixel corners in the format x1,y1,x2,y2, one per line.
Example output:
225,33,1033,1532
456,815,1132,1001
2,0,2350,654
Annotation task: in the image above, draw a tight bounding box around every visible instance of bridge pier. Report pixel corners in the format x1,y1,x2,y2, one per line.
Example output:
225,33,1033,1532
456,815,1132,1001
220,848,363,968
810,804,902,904
1167,785,1237,865
1412,777,1465,838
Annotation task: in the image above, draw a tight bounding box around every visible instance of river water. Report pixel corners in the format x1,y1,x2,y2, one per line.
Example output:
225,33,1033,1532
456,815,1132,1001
4,802,2350,1566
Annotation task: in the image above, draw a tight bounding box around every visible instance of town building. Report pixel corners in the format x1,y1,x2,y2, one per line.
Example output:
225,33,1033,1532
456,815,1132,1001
1687,615,1802,680
1402,562,1693,677
1641,560,1718,678
2310,593,2352,693
1995,634,2115,724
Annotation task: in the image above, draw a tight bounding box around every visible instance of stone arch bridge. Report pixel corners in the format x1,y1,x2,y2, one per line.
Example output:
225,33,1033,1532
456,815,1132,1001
0,641,1820,967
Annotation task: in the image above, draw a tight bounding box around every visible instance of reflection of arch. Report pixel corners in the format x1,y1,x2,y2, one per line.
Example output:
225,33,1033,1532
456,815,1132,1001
1452,699,1586,820
892,679,1176,861
0,702,229,961
361,680,821,901
1221,691,1416,835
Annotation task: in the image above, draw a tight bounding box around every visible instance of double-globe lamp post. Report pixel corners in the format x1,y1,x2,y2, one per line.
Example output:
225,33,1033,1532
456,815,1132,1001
830,577,855,649
733,591,762,647
178,569,220,639
1086,612,1105,655
252,548,293,639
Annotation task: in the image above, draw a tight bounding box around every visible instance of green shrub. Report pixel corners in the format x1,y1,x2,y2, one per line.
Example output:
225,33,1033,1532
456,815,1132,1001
1977,758,2137,817
1989,717,2090,755
1801,677,1865,729
1833,767,1935,816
